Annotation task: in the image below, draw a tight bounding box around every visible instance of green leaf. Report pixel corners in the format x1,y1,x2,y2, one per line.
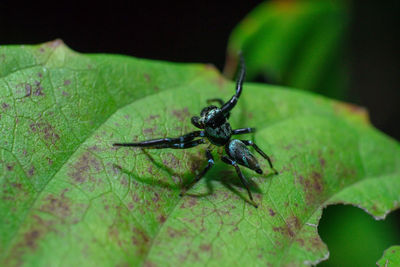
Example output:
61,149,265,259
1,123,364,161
225,0,349,99
1,41,399,266
377,246,400,267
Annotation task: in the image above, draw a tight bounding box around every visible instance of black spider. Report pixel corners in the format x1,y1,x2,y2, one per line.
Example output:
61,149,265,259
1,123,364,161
113,55,278,208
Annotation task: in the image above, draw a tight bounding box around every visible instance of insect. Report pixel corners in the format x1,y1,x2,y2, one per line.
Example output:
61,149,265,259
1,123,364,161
113,55,278,208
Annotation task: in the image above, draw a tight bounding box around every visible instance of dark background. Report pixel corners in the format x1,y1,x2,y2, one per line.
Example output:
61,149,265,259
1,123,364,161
1,0,399,265
1,0,398,141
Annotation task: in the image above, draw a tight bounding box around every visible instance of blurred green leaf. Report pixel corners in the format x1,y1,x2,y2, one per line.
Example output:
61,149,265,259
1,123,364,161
318,205,399,266
1,41,399,266
377,246,400,267
225,0,349,99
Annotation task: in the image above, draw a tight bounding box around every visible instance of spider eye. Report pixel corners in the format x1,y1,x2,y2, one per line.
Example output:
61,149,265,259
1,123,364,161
200,105,217,117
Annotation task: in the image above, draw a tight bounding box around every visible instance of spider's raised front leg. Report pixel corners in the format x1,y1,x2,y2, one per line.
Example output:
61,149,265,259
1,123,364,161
221,54,246,116
113,131,205,149
241,140,278,175
221,155,258,208
180,149,214,196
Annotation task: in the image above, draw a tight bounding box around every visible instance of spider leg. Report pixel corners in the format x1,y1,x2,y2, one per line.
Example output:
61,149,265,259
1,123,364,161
180,149,214,196
169,139,206,149
241,140,278,174
206,99,231,120
221,155,258,208
232,128,255,135
113,131,205,149
191,116,203,129
221,53,245,116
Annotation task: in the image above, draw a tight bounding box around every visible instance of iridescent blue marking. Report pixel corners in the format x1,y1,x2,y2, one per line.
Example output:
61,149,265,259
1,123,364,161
242,155,248,167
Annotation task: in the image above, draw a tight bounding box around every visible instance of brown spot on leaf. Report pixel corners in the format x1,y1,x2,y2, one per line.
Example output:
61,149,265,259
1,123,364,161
319,157,326,168
46,157,53,165
163,153,180,169
283,144,293,150
167,226,188,239
152,192,160,202
318,151,326,168
30,121,60,145
111,164,121,175
147,165,154,175
143,73,151,82
3,214,58,266
131,227,150,255
24,230,41,249
68,151,101,183
10,182,23,189
273,216,301,239
200,244,211,251
188,198,198,208
298,171,324,205
268,208,276,216
33,81,44,96
40,192,71,218
311,172,323,193
189,156,202,173
6,163,15,171
296,238,305,246
23,84,32,97
28,165,35,176
171,107,191,122
288,216,301,231
310,236,324,250
158,215,166,224
2,103,10,109
64,80,71,85
143,126,157,135
143,261,157,267
146,114,160,122
88,145,99,151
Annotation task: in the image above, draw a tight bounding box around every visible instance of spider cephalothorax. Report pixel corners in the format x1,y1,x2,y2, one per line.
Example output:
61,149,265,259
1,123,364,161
113,55,278,208
191,105,232,146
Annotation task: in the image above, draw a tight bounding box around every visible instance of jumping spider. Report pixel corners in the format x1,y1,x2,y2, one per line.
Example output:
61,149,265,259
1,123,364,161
113,55,278,208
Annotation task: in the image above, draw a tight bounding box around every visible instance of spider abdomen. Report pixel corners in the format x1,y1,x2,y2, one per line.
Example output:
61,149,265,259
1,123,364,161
226,139,262,174
205,122,232,146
